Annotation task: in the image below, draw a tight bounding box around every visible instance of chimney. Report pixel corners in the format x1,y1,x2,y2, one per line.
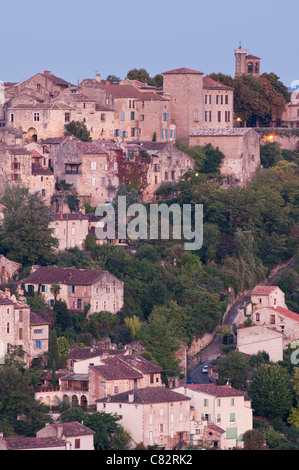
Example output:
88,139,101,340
44,70,51,75
128,393,134,403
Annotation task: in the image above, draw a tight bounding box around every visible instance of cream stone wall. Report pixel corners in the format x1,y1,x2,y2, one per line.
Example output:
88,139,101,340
163,69,204,141
203,89,233,129
237,325,283,362
189,128,260,185
50,215,89,251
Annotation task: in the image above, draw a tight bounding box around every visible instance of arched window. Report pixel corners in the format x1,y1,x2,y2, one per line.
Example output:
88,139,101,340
72,395,79,406
247,62,253,73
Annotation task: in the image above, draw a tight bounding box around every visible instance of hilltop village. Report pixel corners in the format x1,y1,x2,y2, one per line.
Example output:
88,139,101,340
0,48,299,451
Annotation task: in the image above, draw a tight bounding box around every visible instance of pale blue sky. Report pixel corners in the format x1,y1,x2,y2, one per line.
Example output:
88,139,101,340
1,0,298,88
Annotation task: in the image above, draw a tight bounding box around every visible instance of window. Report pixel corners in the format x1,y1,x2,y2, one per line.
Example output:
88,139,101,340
194,110,200,122
256,312,260,322
225,95,229,105
205,95,211,105
218,111,221,122
34,340,42,349
217,398,221,406
131,111,135,120
159,424,164,432
19,328,23,340
7,323,9,333
270,314,275,324
77,299,82,309
160,407,163,416
91,177,96,186
230,413,236,423
216,95,223,105
121,112,125,121
91,161,96,170
230,398,235,406
34,112,40,121
225,111,230,122
163,113,168,121
19,311,23,322
69,285,75,294
204,399,209,406
65,112,70,122
42,189,45,197
101,114,106,121
205,111,212,122
10,113,14,122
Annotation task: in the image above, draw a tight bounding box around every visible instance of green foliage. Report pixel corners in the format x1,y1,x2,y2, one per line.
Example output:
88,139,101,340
64,120,91,141
260,142,282,168
215,351,249,388
248,364,294,419
0,366,50,436
0,184,58,265
243,429,266,450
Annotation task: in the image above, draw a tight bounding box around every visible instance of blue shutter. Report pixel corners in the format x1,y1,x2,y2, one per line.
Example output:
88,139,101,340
162,129,165,139
121,112,125,121
45,285,48,293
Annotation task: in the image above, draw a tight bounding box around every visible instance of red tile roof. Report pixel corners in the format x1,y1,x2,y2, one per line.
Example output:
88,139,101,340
203,76,233,90
90,357,143,380
0,436,66,449
21,266,117,286
98,386,191,404
45,421,95,437
186,384,247,397
251,285,278,295
257,306,299,323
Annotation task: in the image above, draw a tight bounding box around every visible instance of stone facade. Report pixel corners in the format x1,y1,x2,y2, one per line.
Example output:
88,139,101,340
176,384,253,450
36,422,95,451
189,128,260,185
235,48,261,77
21,265,124,316
49,212,89,250
97,387,191,450
0,255,21,284
0,290,50,366
237,325,283,362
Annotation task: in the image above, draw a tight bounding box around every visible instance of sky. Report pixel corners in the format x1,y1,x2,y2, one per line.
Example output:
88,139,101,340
1,0,298,88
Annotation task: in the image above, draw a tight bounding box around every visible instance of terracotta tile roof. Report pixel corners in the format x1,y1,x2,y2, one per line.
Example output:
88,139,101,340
70,140,108,155
32,163,54,175
46,421,95,436
163,67,203,75
203,76,233,90
206,424,225,434
41,71,73,87
0,290,28,309
186,384,247,397
21,266,115,286
30,311,51,326
90,357,143,380
120,355,162,374
50,212,89,221
10,103,73,110
98,386,191,404
257,306,299,323
0,436,66,449
251,285,278,295
98,83,141,99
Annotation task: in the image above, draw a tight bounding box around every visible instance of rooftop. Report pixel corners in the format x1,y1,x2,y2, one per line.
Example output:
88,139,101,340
185,384,248,398
98,386,190,404
251,285,279,295
163,67,204,75
22,266,117,286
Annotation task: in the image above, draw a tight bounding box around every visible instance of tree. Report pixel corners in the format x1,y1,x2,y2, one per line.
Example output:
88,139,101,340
260,142,282,168
48,329,59,371
0,366,50,436
0,184,58,265
53,299,71,332
243,429,266,450
248,364,294,420
106,74,121,83
215,351,249,389
50,283,61,304
64,120,91,141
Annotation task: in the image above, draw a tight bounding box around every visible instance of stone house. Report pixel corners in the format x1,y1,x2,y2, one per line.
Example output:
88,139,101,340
49,212,90,250
120,140,194,201
0,289,50,366
0,144,32,195
189,128,260,185
21,265,124,315
36,421,95,450
202,77,234,129
238,285,299,348
176,384,253,450
30,163,55,205
53,137,118,207
67,345,127,373
281,90,299,128
88,355,162,404
97,387,191,449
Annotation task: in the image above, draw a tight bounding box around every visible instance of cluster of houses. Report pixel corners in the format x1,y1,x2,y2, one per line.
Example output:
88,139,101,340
0,253,298,449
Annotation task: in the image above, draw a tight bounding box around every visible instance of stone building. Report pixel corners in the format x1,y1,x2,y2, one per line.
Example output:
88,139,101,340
176,384,253,450
235,47,261,77
97,387,191,450
36,422,95,451
121,141,194,201
21,265,124,316
49,212,89,250
189,128,260,185
0,144,32,194
202,77,234,129
52,136,118,207
0,255,21,284
0,289,50,366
